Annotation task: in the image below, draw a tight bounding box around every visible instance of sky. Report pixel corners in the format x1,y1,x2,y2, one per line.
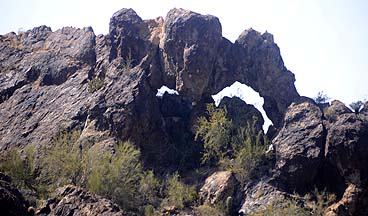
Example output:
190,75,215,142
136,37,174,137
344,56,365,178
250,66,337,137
1,0,367,107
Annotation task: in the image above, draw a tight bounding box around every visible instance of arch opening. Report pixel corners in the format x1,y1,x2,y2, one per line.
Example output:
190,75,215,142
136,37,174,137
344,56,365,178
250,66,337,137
212,81,273,132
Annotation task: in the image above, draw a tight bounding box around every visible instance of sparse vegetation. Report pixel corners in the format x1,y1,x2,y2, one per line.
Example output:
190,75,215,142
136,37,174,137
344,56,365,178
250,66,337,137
118,52,134,71
195,104,268,184
87,141,143,212
0,145,36,193
251,189,336,216
194,204,223,216
88,77,104,93
161,172,197,210
251,197,309,216
0,104,340,215
314,91,330,104
349,100,364,114
324,107,338,122
40,130,83,190
195,104,232,165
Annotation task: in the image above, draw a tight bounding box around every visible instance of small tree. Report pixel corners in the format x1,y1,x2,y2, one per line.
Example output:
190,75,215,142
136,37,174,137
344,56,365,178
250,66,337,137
349,100,364,114
314,91,330,104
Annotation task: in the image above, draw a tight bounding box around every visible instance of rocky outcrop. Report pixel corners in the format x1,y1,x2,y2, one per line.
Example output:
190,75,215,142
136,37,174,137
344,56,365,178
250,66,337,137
325,109,368,185
159,9,222,101
272,98,325,192
36,185,124,216
0,8,299,169
0,172,29,216
238,99,368,215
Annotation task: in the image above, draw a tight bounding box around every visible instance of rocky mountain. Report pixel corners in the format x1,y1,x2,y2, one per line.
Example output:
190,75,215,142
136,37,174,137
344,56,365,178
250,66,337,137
0,7,367,216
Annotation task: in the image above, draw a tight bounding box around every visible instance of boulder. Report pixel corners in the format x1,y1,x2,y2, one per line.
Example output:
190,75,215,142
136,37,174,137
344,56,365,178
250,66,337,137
219,96,264,133
325,110,368,185
272,98,325,192
199,171,239,208
159,8,222,101
36,185,124,216
239,180,292,215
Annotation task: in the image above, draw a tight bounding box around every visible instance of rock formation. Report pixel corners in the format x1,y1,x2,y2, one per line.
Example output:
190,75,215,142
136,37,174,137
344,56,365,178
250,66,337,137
1,7,367,216
0,8,299,167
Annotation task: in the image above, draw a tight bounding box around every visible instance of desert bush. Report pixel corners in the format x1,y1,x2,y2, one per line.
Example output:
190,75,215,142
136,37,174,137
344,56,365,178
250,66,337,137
196,104,268,185
161,172,197,210
314,91,330,104
232,141,266,186
349,100,364,114
40,130,83,192
139,170,161,206
88,77,104,93
305,188,336,216
142,204,160,216
194,204,224,216
87,141,142,212
252,197,309,216
0,145,36,191
195,104,232,165
252,189,336,216
324,108,338,122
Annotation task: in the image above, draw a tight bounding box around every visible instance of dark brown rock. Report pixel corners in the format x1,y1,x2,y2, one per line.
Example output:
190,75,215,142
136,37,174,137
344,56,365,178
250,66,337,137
36,185,124,216
159,8,222,101
234,29,300,127
272,98,325,192
219,96,264,132
0,172,29,216
325,111,368,185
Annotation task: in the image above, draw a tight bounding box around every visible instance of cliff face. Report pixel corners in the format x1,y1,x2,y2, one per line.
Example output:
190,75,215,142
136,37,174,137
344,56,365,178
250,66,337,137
1,8,367,215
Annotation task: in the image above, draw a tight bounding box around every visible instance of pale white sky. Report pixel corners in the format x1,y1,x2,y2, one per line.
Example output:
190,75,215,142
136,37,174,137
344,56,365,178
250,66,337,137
1,0,367,105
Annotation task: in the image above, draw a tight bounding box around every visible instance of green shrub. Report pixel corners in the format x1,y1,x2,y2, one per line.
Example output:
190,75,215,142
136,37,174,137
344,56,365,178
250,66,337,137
142,204,160,216
87,141,142,212
252,189,336,216
161,172,197,210
118,52,134,71
314,91,330,104
195,104,268,185
252,197,309,216
305,188,336,216
194,204,224,216
195,104,232,165
0,145,36,191
88,77,104,93
324,108,338,122
40,130,83,193
349,100,364,114
231,128,267,185
139,170,161,206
